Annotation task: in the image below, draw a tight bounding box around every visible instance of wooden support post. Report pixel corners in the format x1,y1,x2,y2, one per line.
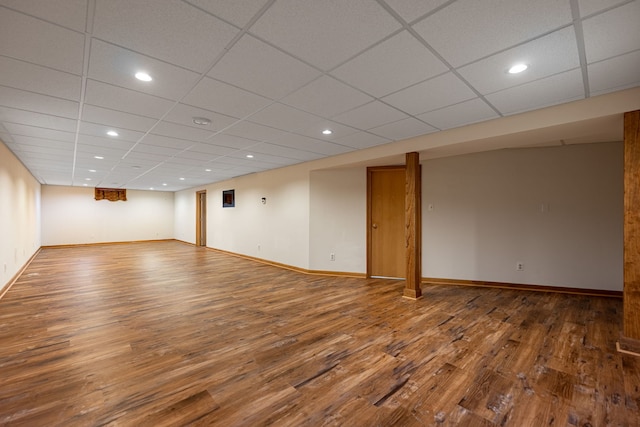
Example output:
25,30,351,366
404,152,422,300
623,110,640,349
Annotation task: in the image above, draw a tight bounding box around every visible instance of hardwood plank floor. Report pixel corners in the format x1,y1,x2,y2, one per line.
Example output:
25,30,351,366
0,241,637,426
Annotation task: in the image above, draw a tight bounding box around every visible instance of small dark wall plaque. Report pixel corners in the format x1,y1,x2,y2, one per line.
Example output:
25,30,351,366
222,189,235,207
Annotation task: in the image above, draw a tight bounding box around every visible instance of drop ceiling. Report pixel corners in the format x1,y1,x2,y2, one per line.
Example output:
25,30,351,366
0,0,638,191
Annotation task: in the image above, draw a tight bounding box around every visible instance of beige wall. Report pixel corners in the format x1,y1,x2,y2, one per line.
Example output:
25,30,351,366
422,142,623,290
0,140,41,290
175,165,311,269
175,141,623,291
41,185,174,246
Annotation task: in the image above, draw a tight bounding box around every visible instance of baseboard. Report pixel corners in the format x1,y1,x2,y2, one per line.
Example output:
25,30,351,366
0,247,41,301
422,277,623,298
41,239,175,249
203,246,366,279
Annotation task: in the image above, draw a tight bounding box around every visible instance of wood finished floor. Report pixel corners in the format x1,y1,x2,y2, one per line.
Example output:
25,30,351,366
0,241,637,426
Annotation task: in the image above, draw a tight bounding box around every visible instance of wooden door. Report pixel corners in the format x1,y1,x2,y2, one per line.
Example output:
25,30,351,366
368,167,405,278
196,190,206,246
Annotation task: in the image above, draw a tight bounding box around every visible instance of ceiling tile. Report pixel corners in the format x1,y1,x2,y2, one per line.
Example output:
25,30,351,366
78,122,145,142
3,123,75,142
12,137,74,153
228,150,298,166
85,80,175,119
131,143,184,157
384,0,450,23
281,75,373,118
141,134,193,150
183,77,272,118
151,121,214,142
248,103,322,133
413,0,573,67
208,34,321,100
184,0,270,28
93,0,239,73
224,121,289,142
486,69,585,115
184,142,235,157
416,98,499,130
0,0,87,32
0,107,77,132
0,7,85,74
369,117,436,141
272,133,354,156
0,56,81,101
0,86,79,119
457,27,580,95
577,0,629,17
247,142,325,161
332,101,408,130
163,103,239,132
331,30,448,98
207,133,261,150
77,135,135,151
82,105,157,132
588,50,640,96
88,40,201,101
582,1,640,63
250,0,401,70
382,72,476,115
331,131,391,149
295,120,360,142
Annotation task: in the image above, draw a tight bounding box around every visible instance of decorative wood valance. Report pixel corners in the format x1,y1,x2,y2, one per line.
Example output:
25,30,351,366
95,187,127,202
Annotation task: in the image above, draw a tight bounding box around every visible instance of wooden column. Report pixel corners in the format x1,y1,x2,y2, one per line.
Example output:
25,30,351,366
623,110,640,348
404,152,422,300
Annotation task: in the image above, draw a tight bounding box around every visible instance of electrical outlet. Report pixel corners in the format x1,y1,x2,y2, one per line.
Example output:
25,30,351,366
516,262,524,271
330,253,335,261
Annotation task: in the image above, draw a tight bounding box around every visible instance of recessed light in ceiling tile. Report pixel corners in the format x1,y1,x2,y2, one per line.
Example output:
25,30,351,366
508,63,528,74
205,168,212,172
106,130,119,137
162,183,167,186
85,178,91,181
322,129,333,135
179,177,185,180
94,156,104,160
150,187,154,190
246,154,254,158
89,169,96,173
135,71,153,82
193,117,211,126
83,184,88,187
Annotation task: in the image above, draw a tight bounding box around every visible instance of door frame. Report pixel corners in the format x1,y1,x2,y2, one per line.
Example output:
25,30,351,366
195,190,206,246
366,165,405,278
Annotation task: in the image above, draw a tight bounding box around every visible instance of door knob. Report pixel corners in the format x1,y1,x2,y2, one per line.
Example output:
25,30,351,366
372,223,378,229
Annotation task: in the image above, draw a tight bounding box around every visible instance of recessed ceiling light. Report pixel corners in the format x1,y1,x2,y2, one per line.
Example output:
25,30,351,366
322,129,333,135
150,187,154,190
83,184,88,187
85,178,91,181
107,130,119,137
205,168,212,172
508,63,528,74
89,169,96,173
162,183,167,186
246,154,254,158
179,177,185,180
94,155,104,160
135,71,152,82
192,117,211,126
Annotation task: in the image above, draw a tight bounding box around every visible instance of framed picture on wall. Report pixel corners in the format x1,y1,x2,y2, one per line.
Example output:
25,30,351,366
222,189,235,207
